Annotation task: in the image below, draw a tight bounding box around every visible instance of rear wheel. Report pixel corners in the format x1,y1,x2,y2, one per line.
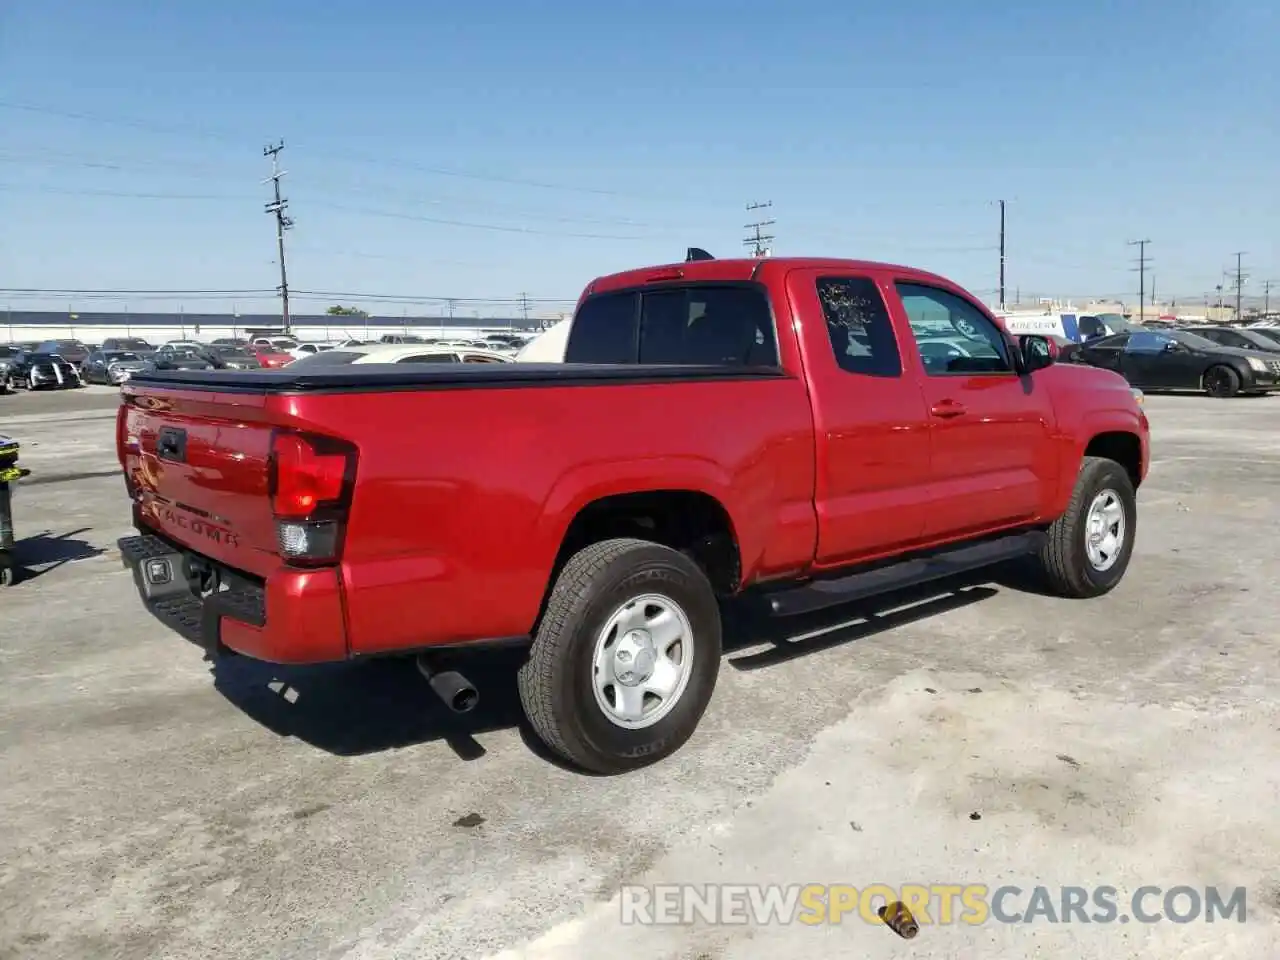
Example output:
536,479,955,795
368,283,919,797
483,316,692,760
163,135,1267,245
518,538,722,774
1034,456,1136,598
1203,365,1240,398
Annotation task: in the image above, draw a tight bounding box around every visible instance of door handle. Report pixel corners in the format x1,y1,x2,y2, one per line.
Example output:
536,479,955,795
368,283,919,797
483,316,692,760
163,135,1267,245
929,400,967,419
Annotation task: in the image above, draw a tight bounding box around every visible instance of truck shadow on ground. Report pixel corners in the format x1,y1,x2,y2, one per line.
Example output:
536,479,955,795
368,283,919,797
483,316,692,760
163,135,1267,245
210,564,1035,769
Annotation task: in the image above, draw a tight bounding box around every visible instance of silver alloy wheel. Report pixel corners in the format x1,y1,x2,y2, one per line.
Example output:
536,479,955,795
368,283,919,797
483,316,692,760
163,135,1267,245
591,593,694,730
1084,488,1125,571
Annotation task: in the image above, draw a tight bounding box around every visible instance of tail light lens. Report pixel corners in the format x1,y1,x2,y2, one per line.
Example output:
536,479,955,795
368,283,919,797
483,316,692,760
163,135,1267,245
268,430,358,566
116,403,128,470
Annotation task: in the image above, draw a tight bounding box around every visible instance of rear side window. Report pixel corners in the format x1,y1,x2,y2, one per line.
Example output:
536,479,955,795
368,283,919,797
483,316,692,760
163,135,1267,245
817,277,901,377
565,291,638,363
640,285,777,366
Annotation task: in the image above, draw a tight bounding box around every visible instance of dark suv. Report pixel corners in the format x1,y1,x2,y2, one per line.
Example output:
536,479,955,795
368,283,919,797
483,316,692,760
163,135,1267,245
101,337,155,353
34,339,90,368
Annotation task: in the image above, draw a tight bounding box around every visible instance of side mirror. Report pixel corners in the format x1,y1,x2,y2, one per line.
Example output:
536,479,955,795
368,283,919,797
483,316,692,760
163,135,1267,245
1163,340,1182,353
1018,334,1057,372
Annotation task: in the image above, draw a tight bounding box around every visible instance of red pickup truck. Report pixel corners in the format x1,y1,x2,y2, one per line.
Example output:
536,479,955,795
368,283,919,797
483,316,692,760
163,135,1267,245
116,254,1149,773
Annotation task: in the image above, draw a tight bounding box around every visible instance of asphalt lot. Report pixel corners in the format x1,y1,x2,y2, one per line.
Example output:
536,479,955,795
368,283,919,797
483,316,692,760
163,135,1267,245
1,386,1278,960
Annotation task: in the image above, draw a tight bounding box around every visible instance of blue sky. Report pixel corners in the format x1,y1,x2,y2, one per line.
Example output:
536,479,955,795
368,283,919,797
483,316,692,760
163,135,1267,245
1,0,1277,316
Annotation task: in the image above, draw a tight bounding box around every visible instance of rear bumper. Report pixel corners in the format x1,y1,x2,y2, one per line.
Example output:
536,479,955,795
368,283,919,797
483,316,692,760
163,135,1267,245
118,532,348,664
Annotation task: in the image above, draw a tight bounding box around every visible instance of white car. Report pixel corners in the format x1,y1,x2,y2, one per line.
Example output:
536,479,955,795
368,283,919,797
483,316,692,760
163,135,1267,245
287,343,514,368
289,341,338,360
515,320,571,363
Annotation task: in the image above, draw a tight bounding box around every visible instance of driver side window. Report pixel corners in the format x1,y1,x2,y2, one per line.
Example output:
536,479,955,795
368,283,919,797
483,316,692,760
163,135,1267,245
1123,332,1173,354
895,282,1013,375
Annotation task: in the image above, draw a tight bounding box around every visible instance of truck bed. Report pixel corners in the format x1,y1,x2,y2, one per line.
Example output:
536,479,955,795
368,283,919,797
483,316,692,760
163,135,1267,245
124,362,790,392
118,360,820,659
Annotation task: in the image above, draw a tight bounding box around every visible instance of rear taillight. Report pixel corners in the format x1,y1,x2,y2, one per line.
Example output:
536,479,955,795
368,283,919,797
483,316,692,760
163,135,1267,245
116,403,128,469
268,430,357,566
116,402,139,501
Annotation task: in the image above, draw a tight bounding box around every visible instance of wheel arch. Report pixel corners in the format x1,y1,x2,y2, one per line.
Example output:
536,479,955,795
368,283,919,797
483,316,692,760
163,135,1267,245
547,489,742,604
1083,431,1144,490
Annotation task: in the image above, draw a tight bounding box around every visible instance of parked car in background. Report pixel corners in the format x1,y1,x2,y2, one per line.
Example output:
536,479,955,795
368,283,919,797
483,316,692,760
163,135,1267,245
116,253,1148,773
101,337,154,352
514,319,571,362
10,351,82,389
33,339,90,369
82,349,151,384
1071,329,1280,397
251,336,299,352
289,341,338,360
252,344,295,369
1186,326,1280,354
203,344,262,370
1244,327,1280,349
286,343,513,367
211,337,251,348
0,345,20,392
146,345,214,372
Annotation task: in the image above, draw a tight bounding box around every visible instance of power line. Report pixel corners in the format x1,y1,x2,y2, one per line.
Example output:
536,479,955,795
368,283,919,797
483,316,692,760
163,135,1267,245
1127,239,1151,324
0,182,243,201
291,290,570,303
263,141,294,334
308,200,650,241
0,99,661,201
743,201,775,257
0,287,275,295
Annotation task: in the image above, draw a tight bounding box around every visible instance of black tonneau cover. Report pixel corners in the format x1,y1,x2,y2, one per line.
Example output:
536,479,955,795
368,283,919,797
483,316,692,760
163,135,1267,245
123,362,789,393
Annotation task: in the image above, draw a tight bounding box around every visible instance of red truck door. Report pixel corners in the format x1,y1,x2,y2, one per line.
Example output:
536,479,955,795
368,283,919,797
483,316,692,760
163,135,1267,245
784,268,933,567
886,279,1058,538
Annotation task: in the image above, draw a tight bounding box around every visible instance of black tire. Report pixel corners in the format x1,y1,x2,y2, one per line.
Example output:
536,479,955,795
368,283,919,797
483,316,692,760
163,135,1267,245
518,537,722,774
1035,456,1136,598
1203,365,1240,398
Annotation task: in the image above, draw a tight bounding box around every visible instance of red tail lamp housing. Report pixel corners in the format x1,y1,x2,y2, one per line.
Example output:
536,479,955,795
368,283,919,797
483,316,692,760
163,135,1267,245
268,430,358,565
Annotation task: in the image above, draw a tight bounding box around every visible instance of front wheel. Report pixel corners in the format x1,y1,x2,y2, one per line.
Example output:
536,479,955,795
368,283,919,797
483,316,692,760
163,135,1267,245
1203,365,1240,398
1034,456,1137,598
518,538,722,774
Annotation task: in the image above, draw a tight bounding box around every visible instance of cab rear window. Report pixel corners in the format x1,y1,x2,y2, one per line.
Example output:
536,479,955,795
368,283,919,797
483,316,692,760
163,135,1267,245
566,284,778,367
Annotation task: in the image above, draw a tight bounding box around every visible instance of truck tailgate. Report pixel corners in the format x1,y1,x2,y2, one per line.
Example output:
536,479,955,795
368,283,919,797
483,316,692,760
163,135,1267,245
120,388,279,577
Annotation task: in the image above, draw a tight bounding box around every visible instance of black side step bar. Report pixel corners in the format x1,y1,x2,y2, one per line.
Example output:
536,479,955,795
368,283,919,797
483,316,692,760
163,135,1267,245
765,531,1047,617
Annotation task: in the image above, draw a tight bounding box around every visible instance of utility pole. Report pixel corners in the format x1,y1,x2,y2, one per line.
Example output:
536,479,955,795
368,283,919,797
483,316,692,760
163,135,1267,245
1230,252,1246,323
1264,279,1275,318
1150,274,1155,308
1128,239,1151,324
997,199,1007,310
519,293,530,326
743,201,775,257
263,141,294,334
